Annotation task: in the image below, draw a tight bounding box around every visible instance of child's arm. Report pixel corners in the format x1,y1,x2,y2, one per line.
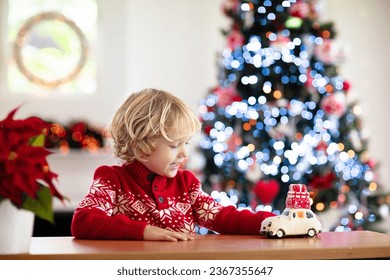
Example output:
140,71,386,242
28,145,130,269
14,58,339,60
72,207,194,241
210,205,276,234
186,172,276,234
71,207,147,239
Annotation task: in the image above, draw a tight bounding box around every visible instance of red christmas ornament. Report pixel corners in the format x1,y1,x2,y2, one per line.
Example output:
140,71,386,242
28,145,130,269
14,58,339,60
315,38,345,64
304,67,316,93
226,28,245,51
226,132,242,152
367,159,376,169
214,86,242,107
321,92,346,117
203,125,212,136
254,179,280,205
315,141,328,152
289,0,310,18
343,80,351,92
285,184,310,209
309,172,336,190
270,35,291,51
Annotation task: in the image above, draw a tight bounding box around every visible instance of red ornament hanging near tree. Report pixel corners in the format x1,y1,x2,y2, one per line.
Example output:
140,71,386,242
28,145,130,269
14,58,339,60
221,0,240,17
226,26,245,51
309,172,336,190
253,179,280,205
214,86,241,107
321,92,346,117
289,0,310,18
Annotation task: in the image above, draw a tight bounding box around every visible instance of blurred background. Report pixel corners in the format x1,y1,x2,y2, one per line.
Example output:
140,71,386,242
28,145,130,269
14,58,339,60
0,0,389,235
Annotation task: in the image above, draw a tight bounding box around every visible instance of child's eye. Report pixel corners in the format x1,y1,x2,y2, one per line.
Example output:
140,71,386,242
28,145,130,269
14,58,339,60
170,142,189,148
169,143,179,148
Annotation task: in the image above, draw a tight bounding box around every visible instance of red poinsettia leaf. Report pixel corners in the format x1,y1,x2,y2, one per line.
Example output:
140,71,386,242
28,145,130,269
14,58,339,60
21,116,49,132
0,175,24,206
18,170,41,197
0,130,7,151
0,106,47,129
4,119,48,141
0,106,49,149
2,147,55,198
19,152,62,201
0,130,21,151
1,105,65,222
3,157,18,175
18,145,52,160
7,171,34,199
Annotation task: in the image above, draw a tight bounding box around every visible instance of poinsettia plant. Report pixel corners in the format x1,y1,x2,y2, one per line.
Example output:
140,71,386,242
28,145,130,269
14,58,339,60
0,106,65,223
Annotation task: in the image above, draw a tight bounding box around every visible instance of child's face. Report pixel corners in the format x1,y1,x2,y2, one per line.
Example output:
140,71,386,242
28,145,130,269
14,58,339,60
140,132,192,178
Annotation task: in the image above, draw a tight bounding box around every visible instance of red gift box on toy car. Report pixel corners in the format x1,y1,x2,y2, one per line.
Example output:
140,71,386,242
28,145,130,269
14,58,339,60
285,184,310,209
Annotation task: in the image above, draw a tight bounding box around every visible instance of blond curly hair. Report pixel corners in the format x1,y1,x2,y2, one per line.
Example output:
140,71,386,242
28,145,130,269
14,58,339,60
109,88,201,162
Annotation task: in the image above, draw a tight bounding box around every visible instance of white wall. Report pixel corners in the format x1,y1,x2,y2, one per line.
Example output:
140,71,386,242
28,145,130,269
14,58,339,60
1,0,389,197
0,0,227,124
124,0,228,115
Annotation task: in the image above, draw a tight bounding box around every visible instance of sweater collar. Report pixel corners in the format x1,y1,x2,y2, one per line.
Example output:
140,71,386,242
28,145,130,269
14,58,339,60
124,160,157,186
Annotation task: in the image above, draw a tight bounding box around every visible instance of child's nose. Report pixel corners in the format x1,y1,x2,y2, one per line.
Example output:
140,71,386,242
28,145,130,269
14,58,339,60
178,145,188,158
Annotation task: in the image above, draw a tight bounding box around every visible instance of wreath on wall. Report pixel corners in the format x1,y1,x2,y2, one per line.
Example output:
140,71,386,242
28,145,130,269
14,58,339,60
13,11,88,88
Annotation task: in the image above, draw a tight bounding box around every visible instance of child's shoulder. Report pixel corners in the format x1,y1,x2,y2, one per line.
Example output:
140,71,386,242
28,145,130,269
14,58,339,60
176,168,198,180
95,164,121,172
94,164,124,178
174,169,202,189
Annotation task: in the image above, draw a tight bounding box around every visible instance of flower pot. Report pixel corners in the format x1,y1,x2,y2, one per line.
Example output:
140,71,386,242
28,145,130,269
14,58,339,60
0,199,35,254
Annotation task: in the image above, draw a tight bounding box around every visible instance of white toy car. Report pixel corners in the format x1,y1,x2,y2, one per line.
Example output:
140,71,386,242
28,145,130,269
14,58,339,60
260,208,322,238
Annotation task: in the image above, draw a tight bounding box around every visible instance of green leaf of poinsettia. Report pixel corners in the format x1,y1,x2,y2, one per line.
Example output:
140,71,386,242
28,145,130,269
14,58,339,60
29,134,45,147
23,185,54,224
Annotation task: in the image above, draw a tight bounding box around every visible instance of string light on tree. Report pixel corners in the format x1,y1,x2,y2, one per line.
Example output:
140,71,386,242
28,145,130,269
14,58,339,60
199,0,385,232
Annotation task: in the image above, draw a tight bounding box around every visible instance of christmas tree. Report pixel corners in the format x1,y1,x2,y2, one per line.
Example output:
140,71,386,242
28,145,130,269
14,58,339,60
198,0,384,232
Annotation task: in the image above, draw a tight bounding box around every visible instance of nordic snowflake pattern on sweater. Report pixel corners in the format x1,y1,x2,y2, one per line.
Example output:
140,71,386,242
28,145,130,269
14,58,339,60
72,162,276,240
78,177,223,234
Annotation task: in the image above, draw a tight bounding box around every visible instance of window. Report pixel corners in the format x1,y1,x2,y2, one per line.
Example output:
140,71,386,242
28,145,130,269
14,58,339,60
306,211,314,219
6,0,97,96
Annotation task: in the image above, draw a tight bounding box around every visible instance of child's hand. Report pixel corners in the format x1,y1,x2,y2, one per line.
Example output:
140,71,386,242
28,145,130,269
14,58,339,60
143,225,195,242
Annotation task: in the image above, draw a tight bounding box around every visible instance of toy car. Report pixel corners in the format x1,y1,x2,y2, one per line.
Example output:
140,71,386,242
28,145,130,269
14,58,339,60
260,208,322,238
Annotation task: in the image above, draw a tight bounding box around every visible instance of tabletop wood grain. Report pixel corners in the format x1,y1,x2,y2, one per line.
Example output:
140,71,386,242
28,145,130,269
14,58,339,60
1,230,390,260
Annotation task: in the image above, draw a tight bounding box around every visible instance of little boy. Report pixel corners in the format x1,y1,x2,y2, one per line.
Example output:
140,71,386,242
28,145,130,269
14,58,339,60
71,88,275,241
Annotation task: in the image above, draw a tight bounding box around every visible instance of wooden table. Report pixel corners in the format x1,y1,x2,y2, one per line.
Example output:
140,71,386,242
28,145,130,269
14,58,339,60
1,231,390,260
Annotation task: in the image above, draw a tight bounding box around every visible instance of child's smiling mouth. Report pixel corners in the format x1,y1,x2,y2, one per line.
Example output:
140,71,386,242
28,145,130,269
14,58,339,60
170,161,182,168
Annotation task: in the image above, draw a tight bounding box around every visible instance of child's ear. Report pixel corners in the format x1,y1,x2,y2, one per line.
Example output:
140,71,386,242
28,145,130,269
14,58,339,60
137,154,149,163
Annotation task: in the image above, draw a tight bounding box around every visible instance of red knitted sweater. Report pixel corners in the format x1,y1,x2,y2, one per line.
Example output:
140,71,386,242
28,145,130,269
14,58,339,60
71,160,275,240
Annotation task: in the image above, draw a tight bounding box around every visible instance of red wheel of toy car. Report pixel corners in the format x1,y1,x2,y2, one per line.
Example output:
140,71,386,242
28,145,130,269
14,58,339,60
307,228,316,237
276,229,285,238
